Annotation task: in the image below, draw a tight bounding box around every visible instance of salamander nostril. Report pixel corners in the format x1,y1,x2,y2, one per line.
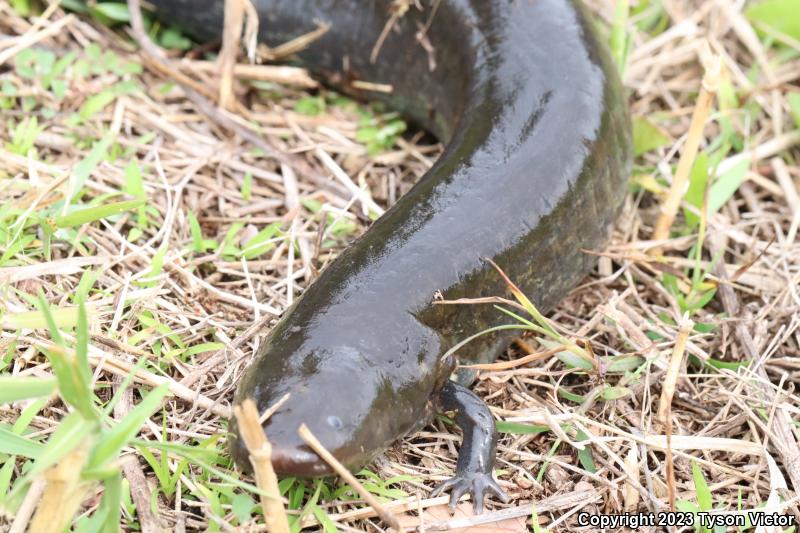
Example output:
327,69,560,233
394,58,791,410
327,415,344,430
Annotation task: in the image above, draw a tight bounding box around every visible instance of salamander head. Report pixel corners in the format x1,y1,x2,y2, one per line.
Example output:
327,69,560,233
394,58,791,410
229,329,442,477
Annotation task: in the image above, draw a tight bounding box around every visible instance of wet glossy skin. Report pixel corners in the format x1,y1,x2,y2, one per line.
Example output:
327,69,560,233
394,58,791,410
152,0,631,512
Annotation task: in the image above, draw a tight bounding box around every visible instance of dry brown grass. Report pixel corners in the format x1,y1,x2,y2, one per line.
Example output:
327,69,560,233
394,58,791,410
1,0,799,531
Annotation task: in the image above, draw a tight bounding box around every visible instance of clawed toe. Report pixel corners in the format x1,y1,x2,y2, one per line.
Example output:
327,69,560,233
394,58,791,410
431,473,508,514
430,477,457,498
487,477,510,503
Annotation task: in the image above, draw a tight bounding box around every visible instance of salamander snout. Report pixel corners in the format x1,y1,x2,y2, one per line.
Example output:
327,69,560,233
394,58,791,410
229,325,441,479
228,409,354,477
228,399,360,477
266,412,356,476
269,444,332,476
228,353,386,478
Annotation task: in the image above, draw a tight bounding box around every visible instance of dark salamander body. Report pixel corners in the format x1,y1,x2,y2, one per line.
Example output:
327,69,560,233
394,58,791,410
151,0,631,511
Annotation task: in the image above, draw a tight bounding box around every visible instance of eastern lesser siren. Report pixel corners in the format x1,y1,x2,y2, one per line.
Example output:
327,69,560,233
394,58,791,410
150,0,632,512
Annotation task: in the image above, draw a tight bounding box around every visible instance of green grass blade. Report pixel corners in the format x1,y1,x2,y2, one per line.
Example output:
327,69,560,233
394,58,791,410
496,421,550,435
576,429,597,473
604,355,646,373
184,342,225,357
0,458,15,505
486,259,561,338
555,350,594,371
610,0,631,77
746,0,800,41
12,397,49,434
36,293,95,419
87,383,170,471
54,199,146,228
493,305,563,341
708,158,750,214
788,93,800,129
692,461,713,511
2,308,81,330
0,376,56,404
600,385,631,400
72,268,100,304
101,356,150,418
98,470,122,532
136,244,167,287
36,291,65,347
27,411,94,478
240,222,282,259
187,210,205,252
75,301,92,391
633,116,671,156
441,324,533,361
71,134,113,194
0,427,43,458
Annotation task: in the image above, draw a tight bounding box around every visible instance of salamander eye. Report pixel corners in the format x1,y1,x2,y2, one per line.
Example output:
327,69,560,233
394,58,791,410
327,416,343,430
